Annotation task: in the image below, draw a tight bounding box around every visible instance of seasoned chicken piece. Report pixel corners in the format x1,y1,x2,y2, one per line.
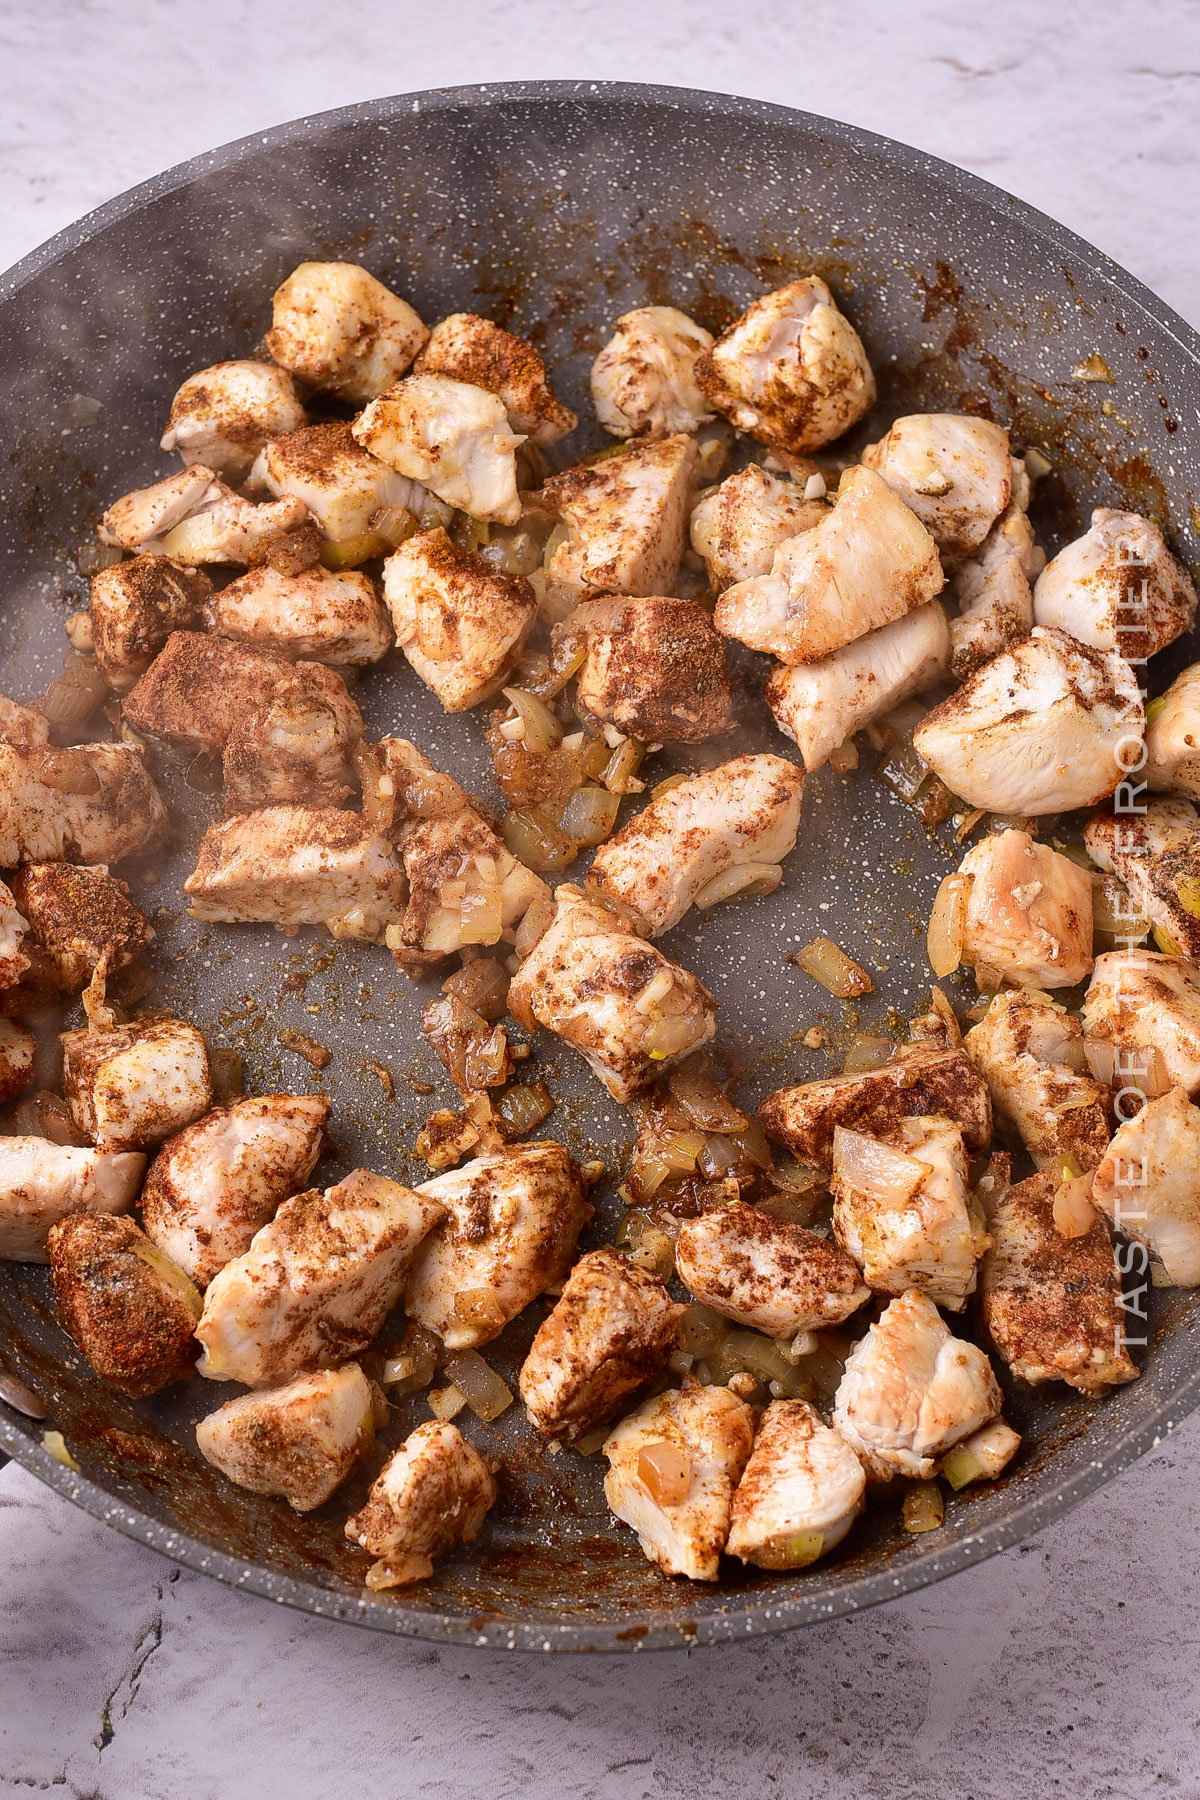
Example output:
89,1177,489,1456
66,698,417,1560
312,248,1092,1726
675,1204,869,1335
352,374,524,525
690,464,827,595
948,503,1042,678
563,595,734,743
980,1171,1138,1394
1146,662,1200,801
140,1093,331,1287
831,1117,989,1311
123,631,302,748
99,465,309,565
715,466,944,665
184,806,405,941
832,1288,1002,1480
587,753,805,935
249,420,452,542
861,414,1013,562
519,1246,684,1440
266,261,428,404
1082,948,1200,1095
913,627,1143,815
1092,1086,1200,1285
541,435,699,621
196,1169,445,1386
759,1047,992,1170
603,1382,754,1581
0,879,29,990
957,829,1094,989
508,885,717,1101
726,1399,866,1569
416,312,577,445
0,695,50,750
98,464,227,551
405,1141,591,1347
197,1363,376,1510
0,1138,142,1261
160,360,307,481
0,1019,36,1105
1033,508,1197,660
11,863,153,992
0,741,169,866
591,306,714,441
766,602,951,773
966,987,1110,1173
389,812,548,969
1086,798,1200,961
382,528,536,711
206,563,392,666
47,1210,201,1395
345,1419,496,1588
694,276,875,454
62,1016,212,1154
89,554,211,692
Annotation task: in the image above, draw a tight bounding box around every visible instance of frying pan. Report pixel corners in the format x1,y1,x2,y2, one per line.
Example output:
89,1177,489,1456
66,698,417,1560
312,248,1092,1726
2,81,1199,1653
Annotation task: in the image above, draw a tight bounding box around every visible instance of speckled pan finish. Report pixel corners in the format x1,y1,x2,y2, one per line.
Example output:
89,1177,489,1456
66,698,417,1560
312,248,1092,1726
1,82,1199,1652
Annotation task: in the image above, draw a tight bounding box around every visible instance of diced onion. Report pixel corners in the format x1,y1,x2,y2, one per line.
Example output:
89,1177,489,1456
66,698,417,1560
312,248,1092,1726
502,808,577,874
514,898,555,958
427,1384,466,1422
927,873,971,978
502,687,564,754
677,1303,727,1357
793,937,873,998
842,1035,896,1075
368,505,419,548
828,739,859,774
30,748,101,796
667,1057,747,1133
601,736,645,795
637,1441,692,1506
1052,1168,1097,1239
902,1480,945,1534
941,1419,1021,1489
319,531,387,569
832,1127,925,1208
42,1429,81,1472
443,1348,513,1421
556,782,620,847
693,863,782,911
496,1080,554,1138
14,1091,86,1147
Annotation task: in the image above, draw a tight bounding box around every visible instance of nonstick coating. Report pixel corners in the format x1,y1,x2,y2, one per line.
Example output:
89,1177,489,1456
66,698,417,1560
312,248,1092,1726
2,82,1199,1652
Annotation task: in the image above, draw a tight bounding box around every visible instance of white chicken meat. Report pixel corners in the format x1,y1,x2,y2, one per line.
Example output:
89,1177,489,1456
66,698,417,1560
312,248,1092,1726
206,563,393,666
1033,508,1197,660
759,1045,993,1170
382,527,537,710
541,434,699,622
196,1363,377,1511
0,740,169,866
344,1419,497,1588
266,261,428,404
1082,948,1200,1095
0,696,49,750
184,806,405,941
1092,1085,1200,1286
0,1138,144,1262
415,311,577,445
956,828,1094,989
0,879,28,990
591,306,715,440
160,359,307,481
565,594,734,743
248,419,453,542
61,1017,212,1154
99,465,310,565
948,503,1043,678
861,413,1014,562
674,1203,869,1336
965,987,1111,1173
88,554,211,692
1085,797,1200,961
689,464,827,594
1146,662,1200,801
725,1399,866,1570
352,374,524,524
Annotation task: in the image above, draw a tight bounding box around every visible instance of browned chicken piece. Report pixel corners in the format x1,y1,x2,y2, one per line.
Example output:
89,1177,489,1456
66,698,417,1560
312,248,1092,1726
1082,949,1200,1096
0,1019,36,1106
591,305,715,440
540,435,699,621
62,1016,212,1153
759,1046,993,1170
352,374,525,524
1146,662,1200,801
675,1204,869,1335
89,555,211,692
861,413,1014,562
206,563,393,666
948,503,1042,679
726,1399,866,1570
382,528,537,711
690,464,827,594
1033,508,1197,660
965,988,1110,1174
99,464,310,564
562,595,734,744
0,695,50,750
714,466,944,664
694,276,876,455
197,1363,376,1511
519,1246,685,1441
979,1170,1139,1395
345,1419,497,1588
10,862,154,992
140,1092,331,1287
1092,1086,1200,1286
267,261,428,405
0,740,170,866
47,1210,202,1396
0,1138,144,1262
508,885,717,1101
184,806,406,941
1085,798,1200,961
405,1141,592,1348
416,312,577,445
956,829,1094,989
0,879,29,990
249,419,453,542
160,359,307,481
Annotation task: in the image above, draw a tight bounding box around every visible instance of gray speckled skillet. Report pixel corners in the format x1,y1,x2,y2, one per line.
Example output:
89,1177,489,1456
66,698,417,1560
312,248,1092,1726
1,81,1198,1652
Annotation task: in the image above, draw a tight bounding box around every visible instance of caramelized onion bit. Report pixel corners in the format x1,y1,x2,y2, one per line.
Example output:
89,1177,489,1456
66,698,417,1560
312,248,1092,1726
443,1348,513,1421
833,1127,925,1208
694,863,782,911
927,873,971,978
902,1480,944,1534
792,937,873,997
1052,1167,1097,1239
637,1440,692,1506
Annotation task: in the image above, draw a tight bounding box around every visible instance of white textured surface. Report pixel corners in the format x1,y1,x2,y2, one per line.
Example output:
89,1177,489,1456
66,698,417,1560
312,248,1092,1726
2,2,1200,1794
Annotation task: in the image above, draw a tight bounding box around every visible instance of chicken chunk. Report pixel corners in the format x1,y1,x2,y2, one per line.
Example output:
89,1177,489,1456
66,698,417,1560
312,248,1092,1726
196,1169,445,1386
0,879,29,990
0,696,50,750
508,885,717,1101
1092,1086,1200,1286
563,595,734,744
61,1016,212,1154
382,527,537,710
1146,662,1200,801
416,312,577,445
140,1092,331,1287
344,1419,497,1588
948,503,1042,678
249,420,452,543
11,863,153,993
766,601,951,772
861,414,1014,561
352,374,524,525
540,435,699,622
196,1363,376,1511
206,563,393,666
832,1288,1002,1480
587,753,805,936
979,1170,1138,1394
47,1210,201,1395
675,1204,869,1335
694,276,876,454
160,360,307,481
1083,947,1200,1097
519,1246,684,1440
965,987,1110,1173
726,1399,866,1569
89,555,211,692
0,1019,36,1105
184,806,405,940
759,1047,992,1170
591,306,715,440
123,631,301,749
689,464,827,594
603,1382,754,1581
715,466,944,664
0,1138,143,1262
266,261,428,404
99,465,310,565
0,741,169,866
912,627,1144,815
957,829,1094,989
1085,798,1200,961
1033,508,1197,660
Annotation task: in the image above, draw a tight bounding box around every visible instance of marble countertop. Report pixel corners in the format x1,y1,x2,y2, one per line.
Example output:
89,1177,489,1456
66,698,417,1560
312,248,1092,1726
2,2,1199,1794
